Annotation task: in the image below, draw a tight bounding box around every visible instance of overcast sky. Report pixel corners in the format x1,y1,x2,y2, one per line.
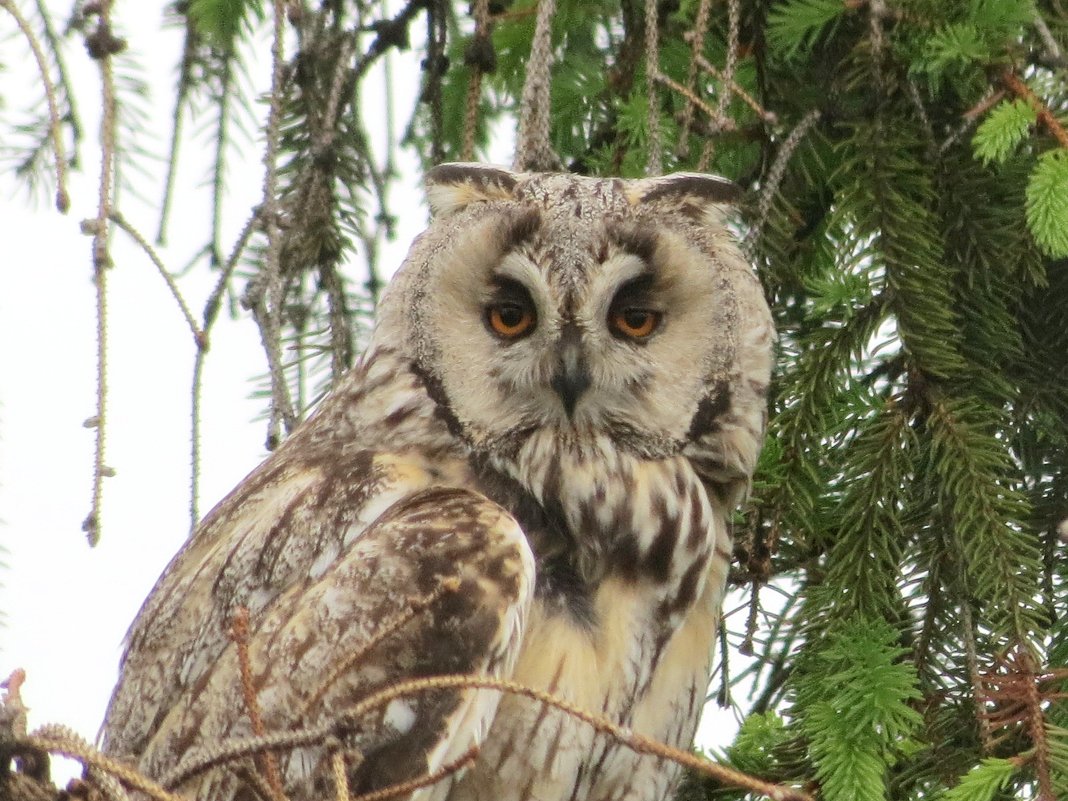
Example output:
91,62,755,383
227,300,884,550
0,2,740,785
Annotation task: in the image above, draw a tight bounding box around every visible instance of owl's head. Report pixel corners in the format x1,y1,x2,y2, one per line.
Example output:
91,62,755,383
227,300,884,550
372,164,773,467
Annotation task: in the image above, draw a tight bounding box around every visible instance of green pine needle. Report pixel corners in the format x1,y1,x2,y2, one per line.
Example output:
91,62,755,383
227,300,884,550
972,100,1037,165
766,0,847,59
940,758,1018,801
1026,150,1068,258
188,0,265,46
794,620,923,801
921,23,990,72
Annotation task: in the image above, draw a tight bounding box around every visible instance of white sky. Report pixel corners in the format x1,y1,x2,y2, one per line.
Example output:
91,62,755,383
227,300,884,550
0,1,740,785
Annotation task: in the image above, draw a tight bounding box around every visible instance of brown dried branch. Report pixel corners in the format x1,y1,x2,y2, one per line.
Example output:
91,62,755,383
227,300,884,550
740,579,761,656
963,88,1008,121
2,669,29,738
11,663,808,801
331,751,351,801
975,649,1064,800
188,209,259,529
651,71,728,130
688,48,777,124
335,676,811,801
300,577,462,720
1,0,69,212
1001,69,1068,149
676,0,712,158
744,108,821,255
349,745,479,801
230,608,288,801
25,725,185,801
425,0,448,163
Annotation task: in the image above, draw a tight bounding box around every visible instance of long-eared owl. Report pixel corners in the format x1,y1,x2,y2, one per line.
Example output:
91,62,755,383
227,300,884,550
100,164,775,801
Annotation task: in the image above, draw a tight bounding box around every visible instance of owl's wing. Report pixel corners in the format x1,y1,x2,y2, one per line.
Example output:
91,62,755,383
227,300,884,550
115,486,534,801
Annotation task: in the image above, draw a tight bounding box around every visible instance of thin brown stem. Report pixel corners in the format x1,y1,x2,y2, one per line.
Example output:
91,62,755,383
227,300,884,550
230,608,288,801
28,725,186,801
331,751,352,801
109,211,201,341
676,0,712,158
299,577,461,719
159,673,812,800
349,745,479,801
1002,69,1068,148
651,71,724,127
690,49,776,124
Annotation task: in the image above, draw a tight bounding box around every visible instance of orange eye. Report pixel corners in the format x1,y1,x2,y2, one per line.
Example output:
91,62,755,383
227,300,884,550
610,308,661,339
487,303,536,339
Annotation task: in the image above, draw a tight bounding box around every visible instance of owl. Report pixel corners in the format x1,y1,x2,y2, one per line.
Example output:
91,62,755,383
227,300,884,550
100,164,774,801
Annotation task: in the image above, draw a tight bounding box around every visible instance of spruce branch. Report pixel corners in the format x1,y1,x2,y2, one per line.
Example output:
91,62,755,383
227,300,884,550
643,0,663,174
34,0,82,156
79,0,126,547
156,15,200,245
461,0,492,161
514,0,562,172
675,0,712,158
1,0,70,212
714,0,741,133
252,0,298,450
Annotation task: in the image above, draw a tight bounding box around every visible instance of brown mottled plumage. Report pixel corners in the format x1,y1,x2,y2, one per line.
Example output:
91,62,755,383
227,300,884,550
101,165,774,801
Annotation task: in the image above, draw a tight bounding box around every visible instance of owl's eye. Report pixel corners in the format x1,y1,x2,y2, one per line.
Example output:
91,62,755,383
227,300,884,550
487,302,536,339
610,308,661,339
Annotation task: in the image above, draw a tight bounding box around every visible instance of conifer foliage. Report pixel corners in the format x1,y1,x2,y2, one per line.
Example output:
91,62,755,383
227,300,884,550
3,1,1068,799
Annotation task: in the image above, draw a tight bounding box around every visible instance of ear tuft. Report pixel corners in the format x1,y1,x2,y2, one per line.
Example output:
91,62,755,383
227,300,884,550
636,172,742,206
425,163,519,216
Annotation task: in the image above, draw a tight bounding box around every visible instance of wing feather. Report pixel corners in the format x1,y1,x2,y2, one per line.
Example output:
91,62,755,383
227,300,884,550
104,480,533,801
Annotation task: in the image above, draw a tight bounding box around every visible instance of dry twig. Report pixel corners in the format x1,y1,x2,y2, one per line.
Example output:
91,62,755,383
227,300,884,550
350,745,479,801
300,578,462,719
1001,69,1068,149
676,0,712,158
230,608,288,801
109,211,201,341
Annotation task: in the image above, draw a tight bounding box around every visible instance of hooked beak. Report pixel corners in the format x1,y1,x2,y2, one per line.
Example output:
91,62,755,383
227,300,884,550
550,322,590,419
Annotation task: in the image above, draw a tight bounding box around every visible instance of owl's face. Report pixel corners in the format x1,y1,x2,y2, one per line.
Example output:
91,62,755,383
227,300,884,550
374,165,767,463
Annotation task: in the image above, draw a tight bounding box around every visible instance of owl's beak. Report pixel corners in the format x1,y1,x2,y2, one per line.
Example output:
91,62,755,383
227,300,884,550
551,322,590,419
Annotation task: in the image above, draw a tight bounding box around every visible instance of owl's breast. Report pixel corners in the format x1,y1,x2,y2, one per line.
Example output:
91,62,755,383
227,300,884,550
485,432,729,623
448,555,728,800
455,437,733,800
